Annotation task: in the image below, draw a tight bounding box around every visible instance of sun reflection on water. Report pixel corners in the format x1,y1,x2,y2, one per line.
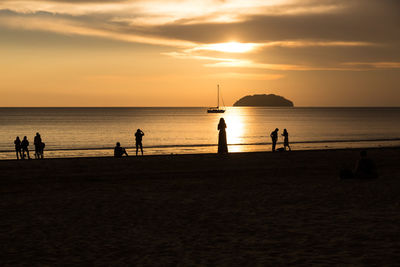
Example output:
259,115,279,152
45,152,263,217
223,107,248,152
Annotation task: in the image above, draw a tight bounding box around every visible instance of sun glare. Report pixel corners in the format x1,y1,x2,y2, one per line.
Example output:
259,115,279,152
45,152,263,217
196,42,257,53
224,110,246,147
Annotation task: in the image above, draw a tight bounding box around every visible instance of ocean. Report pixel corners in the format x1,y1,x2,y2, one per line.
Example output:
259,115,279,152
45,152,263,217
1,107,400,159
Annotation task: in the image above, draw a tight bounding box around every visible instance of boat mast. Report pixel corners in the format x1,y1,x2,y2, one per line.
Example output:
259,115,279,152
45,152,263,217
217,84,219,109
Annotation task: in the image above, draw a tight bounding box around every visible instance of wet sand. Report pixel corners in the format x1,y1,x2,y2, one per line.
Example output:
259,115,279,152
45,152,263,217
1,148,400,265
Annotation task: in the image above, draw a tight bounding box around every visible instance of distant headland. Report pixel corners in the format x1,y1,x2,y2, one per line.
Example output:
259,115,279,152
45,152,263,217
233,94,294,107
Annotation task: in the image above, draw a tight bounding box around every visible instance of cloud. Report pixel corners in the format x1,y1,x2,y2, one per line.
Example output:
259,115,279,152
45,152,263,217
0,0,399,72
1,0,127,2
153,7,399,44
186,40,375,54
208,72,285,80
1,1,398,44
164,50,400,71
342,62,400,69
205,60,400,71
0,10,195,48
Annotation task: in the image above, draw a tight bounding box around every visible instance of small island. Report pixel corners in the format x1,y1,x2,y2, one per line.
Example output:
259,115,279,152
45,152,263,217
233,94,294,107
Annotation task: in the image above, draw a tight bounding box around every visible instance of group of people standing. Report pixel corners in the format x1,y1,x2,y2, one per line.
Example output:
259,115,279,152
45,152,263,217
270,128,291,152
13,123,290,159
14,133,45,160
13,130,144,160
217,118,292,154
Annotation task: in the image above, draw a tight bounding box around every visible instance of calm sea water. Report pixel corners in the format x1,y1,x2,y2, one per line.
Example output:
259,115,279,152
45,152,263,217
1,107,400,159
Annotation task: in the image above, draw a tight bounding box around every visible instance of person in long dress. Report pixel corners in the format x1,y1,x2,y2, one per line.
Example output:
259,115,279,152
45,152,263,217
218,118,228,154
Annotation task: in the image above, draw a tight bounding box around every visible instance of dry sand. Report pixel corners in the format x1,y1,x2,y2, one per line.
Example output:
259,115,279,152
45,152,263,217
1,148,400,265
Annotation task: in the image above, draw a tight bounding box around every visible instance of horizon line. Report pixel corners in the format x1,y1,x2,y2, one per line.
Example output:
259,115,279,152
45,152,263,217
0,106,400,108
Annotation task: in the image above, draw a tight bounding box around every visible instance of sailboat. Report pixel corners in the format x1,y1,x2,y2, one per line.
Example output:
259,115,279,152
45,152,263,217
207,84,225,113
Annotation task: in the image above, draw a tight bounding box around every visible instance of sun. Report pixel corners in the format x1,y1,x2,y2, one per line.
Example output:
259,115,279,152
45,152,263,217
195,42,257,53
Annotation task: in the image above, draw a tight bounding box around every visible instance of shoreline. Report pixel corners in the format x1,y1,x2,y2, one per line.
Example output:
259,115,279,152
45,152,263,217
2,137,400,152
1,141,399,161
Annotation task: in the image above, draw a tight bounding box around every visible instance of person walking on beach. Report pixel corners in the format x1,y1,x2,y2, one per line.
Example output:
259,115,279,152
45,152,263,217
135,129,145,156
282,129,291,151
218,118,228,154
270,128,279,152
114,142,128,158
21,136,30,159
34,132,44,159
14,136,22,160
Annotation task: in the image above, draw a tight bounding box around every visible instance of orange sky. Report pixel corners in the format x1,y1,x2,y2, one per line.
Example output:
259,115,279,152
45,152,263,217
0,0,399,107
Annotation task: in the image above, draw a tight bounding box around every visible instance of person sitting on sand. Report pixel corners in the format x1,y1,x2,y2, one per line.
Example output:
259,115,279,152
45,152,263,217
14,136,22,160
135,129,145,156
114,142,128,158
270,128,279,152
21,136,31,159
354,150,378,179
282,129,291,151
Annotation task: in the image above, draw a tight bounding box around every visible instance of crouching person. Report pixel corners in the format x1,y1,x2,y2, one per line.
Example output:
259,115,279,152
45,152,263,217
340,150,378,180
114,142,128,158
354,150,378,179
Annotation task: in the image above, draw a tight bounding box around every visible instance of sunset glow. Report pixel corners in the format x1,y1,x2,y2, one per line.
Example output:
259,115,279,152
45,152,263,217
0,0,399,107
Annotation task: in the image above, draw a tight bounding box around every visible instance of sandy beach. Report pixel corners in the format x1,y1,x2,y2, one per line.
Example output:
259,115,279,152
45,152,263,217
1,148,400,265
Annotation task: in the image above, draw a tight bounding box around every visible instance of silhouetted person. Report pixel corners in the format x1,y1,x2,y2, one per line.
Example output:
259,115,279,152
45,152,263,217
135,129,145,156
114,142,128,158
218,118,228,154
40,142,45,159
354,151,378,179
270,128,279,152
282,129,291,151
21,136,30,159
34,132,43,159
14,136,22,160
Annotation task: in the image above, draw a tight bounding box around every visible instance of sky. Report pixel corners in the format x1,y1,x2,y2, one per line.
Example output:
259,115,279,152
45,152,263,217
0,0,399,107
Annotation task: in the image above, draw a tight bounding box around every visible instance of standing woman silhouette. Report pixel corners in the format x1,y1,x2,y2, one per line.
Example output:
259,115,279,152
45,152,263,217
217,118,228,154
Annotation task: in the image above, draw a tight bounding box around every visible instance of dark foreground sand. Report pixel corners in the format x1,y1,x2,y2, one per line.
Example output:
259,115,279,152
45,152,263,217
1,148,400,265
